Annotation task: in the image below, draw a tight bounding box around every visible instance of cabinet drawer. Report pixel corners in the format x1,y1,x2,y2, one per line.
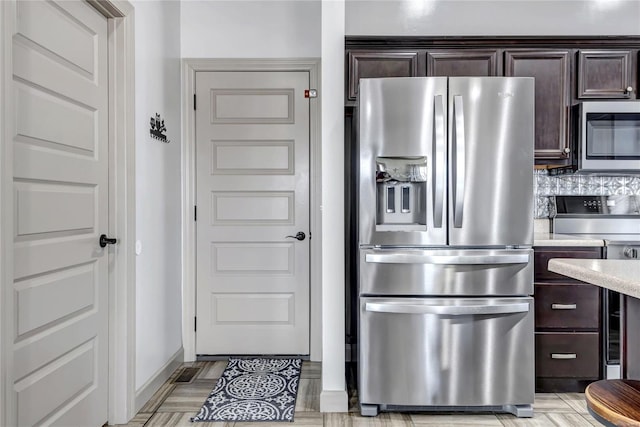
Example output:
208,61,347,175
534,247,601,281
535,332,600,378
535,283,600,329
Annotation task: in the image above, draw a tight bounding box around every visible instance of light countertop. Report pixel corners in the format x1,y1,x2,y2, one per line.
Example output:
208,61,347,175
534,232,605,247
548,259,640,299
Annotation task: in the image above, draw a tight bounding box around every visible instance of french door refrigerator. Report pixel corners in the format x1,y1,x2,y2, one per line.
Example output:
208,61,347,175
357,77,535,417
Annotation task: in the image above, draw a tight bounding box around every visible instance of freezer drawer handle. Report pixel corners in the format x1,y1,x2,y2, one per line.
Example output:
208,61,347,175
551,303,577,310
365,253,530,265
365,302,529,315
551,353,577,360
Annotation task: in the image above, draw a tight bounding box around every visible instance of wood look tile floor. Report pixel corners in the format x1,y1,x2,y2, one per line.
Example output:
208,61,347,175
118,362,602,427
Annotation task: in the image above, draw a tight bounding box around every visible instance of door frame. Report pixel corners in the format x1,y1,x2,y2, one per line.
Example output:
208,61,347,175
0,0,137,424
182,58,322,361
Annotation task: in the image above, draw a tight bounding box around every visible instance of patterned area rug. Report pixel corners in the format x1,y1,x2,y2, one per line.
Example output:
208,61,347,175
191,358,302,422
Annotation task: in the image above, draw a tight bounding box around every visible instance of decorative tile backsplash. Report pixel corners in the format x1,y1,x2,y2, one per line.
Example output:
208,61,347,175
534,170,640,218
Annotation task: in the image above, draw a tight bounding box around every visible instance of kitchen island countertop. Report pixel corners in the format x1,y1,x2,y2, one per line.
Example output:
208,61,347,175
548,259,640,299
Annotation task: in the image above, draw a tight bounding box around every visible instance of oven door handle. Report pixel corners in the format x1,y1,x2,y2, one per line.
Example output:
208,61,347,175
365,302,530,316
365,253,530,265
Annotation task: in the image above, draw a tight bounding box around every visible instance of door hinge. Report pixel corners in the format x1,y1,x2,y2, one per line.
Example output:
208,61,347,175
194,316,197,332
193,94,196,110
194,205,197,221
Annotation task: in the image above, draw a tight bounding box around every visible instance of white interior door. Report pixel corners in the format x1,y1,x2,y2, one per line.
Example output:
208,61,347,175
11,1,109,425
195,71,310,355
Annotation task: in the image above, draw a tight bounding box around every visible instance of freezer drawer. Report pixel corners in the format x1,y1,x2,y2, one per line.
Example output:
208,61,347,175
360,248,533,296
359,296,534,408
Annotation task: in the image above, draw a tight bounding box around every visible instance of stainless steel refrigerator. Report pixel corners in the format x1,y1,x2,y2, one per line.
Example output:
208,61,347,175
357,77,535,417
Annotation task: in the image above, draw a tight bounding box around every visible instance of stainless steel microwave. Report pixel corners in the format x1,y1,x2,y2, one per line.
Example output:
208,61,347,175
578,101,640,173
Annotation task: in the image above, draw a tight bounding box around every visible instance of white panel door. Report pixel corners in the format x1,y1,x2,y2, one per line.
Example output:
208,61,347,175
195,71,310,355
11,1,109,425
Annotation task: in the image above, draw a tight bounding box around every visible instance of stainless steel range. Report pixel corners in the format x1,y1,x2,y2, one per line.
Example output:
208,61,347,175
552,195,640,379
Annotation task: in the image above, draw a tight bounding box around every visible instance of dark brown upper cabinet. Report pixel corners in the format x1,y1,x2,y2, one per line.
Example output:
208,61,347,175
578,50,635,99
346,50,423,105
505,50,571,163
426,49,501,77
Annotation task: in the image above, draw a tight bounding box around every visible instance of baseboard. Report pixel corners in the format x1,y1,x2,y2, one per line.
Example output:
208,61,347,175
320,389,349,412
134,347,183,413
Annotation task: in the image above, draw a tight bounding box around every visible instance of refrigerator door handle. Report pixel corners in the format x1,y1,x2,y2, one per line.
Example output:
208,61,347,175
365,301,530,316
433,94,446,228
365,253,530,265
453,95,466,228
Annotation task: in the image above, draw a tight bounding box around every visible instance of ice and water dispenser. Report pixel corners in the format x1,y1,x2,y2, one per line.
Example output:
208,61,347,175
375,157,428,231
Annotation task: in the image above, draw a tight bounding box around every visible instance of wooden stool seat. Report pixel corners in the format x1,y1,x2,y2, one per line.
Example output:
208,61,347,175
586,380,640,426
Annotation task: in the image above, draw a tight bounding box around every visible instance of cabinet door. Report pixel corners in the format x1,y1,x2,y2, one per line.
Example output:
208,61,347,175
578,50,635,99
534,246,602,281
505,50,571,162
426,49,500,77
346,50,422,104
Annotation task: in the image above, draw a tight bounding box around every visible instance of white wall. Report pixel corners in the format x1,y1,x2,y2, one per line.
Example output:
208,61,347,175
134,0,183,389
181,0,321,58
346,0,640,35
180,0,350,411
320,0,349,413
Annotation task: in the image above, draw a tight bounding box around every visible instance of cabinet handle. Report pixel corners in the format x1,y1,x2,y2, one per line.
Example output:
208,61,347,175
551,353,577,360
551,303,577,310
563,147,571,156
626,86,634,94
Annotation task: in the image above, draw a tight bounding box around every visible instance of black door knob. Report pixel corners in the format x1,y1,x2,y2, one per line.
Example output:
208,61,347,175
99,234,117,248
285,231,306,241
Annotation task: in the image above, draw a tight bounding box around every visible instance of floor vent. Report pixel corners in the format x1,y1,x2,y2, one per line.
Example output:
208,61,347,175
174,367,200,383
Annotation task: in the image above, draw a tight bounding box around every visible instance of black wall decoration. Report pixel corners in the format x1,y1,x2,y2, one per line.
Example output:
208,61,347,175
149,113,170,143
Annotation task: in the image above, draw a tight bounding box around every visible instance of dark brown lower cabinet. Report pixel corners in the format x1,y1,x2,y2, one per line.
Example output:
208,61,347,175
623,296,640,380
535,283,600,330
536,332,600,378
534,246,603,392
